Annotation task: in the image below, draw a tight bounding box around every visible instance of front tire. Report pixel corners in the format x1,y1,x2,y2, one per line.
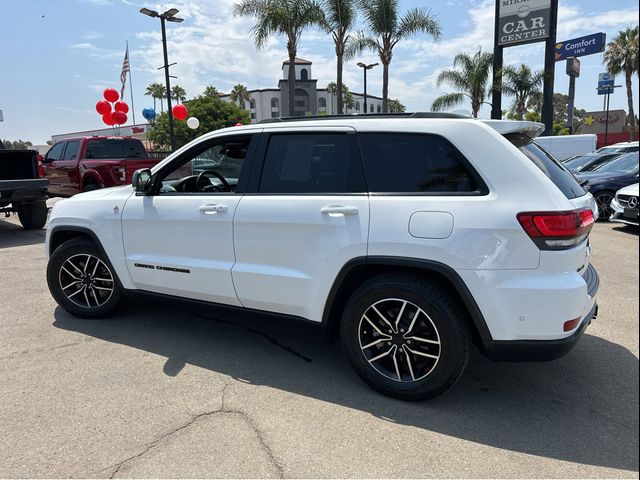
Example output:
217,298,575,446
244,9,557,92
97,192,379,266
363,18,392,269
340,274,470,401
47,238,123,318
594,190,614,221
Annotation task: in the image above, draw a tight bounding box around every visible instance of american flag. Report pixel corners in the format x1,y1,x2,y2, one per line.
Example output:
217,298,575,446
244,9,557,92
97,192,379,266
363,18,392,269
120,44,130,100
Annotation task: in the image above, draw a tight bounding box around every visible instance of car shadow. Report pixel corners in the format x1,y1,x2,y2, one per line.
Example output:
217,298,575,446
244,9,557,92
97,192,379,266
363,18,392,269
0,218,46,248
53,300,639,473
612,224,639,236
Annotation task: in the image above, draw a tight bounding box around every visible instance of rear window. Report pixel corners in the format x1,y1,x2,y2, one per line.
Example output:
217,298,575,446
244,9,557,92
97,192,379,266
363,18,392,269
507,134,586,199
85,139,146,159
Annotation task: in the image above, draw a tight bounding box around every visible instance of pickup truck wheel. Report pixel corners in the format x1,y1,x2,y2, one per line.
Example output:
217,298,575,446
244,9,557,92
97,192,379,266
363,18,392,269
47,238,122,318
17,201,48,230
340,274,470,401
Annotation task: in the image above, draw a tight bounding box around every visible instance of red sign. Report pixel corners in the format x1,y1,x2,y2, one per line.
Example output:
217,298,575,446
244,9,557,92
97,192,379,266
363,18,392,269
131,127,145,133
597,114,619,123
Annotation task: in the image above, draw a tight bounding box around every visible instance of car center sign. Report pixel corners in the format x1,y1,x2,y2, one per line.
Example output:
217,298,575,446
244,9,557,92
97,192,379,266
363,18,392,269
498,0,551,46
555,33,606,61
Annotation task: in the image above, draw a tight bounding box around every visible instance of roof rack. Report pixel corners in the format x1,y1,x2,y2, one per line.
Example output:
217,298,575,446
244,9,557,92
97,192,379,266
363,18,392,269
258,112,470,124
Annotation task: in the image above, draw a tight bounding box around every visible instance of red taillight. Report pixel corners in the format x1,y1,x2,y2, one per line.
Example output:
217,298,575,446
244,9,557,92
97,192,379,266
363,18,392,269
517,208,594,250
563,317,581,332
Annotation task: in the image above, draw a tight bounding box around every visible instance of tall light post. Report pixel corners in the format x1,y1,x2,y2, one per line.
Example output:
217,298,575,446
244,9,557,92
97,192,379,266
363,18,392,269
140,7,183,152
357,62,378,114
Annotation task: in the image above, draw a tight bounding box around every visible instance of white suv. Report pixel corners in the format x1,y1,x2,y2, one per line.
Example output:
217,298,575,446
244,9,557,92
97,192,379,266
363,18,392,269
46,114,599,400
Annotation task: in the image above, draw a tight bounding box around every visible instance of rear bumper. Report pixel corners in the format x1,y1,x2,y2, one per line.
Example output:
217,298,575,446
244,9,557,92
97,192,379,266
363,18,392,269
481,301,598,361
480,264,600,362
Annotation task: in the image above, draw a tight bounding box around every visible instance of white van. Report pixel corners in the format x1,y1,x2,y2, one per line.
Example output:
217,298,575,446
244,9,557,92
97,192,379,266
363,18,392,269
534,134,597,160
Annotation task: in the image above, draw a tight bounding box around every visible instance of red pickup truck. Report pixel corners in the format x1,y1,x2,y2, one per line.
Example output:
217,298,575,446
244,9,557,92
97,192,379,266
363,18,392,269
43,136,164,196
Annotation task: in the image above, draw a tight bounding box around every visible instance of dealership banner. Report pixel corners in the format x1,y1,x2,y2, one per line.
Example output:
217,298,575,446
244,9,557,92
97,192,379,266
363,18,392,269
498,0,551,47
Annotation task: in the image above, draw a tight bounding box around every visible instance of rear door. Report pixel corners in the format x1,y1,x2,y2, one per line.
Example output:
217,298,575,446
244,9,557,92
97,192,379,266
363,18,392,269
232,128,369,321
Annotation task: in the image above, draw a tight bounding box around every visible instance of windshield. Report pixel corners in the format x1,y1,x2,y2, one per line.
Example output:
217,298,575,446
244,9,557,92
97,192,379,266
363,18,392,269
505,134,586,199
592,152,639,173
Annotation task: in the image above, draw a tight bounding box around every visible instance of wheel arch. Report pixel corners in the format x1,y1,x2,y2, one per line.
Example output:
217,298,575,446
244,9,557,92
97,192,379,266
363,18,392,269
48,226,109,259
322,256,493,346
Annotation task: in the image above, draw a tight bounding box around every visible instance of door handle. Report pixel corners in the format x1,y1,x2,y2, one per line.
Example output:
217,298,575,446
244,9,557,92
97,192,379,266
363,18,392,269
198,204,228,214
320,205,359,216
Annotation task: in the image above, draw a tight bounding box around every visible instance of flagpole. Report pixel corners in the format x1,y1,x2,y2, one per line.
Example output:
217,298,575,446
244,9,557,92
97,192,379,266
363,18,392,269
127,41,136,125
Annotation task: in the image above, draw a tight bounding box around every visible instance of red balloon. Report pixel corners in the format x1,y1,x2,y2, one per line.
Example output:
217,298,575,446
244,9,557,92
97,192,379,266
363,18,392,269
112,111,128,125
114,101,129,113
172,104,188,120
96,100,111,115
102,112,115,126
234,123,244,126
104,88,119,103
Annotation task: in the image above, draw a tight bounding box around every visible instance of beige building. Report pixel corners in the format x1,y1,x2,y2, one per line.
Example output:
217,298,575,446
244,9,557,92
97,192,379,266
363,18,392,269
220,58,384,123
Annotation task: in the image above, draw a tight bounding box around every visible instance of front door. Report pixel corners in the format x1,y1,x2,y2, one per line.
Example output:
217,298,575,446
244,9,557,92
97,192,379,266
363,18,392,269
232,129,369,322
42,142,67,195
121,133,258,305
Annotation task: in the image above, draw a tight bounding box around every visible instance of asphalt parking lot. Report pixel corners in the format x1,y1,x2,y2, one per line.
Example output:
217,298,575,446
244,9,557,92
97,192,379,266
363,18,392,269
0,213,638,478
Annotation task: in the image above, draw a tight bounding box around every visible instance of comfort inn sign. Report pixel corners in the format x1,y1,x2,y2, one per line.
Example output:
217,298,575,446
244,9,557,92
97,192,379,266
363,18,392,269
498,0,551,46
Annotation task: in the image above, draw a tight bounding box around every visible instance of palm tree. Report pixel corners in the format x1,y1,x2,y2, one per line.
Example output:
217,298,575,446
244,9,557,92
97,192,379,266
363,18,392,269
604,26,639,141
229,84,251,109
145,82,164,112
431,49,493,118
171,85,187,104
351,0,441,112
320,0,356,114
203,86,220,97
234,0,324,116
501,64,544,120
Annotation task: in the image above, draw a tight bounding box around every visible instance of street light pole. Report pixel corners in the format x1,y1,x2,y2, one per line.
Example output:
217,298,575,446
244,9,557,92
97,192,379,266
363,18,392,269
159,16,175,152
140,7,183,152
357,62,378,114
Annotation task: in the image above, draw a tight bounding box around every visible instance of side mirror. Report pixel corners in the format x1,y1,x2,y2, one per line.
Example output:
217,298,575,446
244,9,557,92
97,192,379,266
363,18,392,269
132,168,152,193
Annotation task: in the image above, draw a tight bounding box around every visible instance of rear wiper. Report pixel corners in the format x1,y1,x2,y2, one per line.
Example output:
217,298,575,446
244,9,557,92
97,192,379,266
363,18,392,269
578,178,589,187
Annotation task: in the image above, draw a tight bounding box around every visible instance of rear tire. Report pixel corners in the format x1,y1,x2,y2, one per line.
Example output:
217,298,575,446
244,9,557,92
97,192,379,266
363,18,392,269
340,274,470,401
17,201,48,230
47,238,123,318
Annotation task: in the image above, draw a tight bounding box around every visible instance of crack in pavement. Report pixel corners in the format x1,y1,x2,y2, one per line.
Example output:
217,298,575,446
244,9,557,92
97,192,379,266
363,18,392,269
183,307,313,363
102,382,284,479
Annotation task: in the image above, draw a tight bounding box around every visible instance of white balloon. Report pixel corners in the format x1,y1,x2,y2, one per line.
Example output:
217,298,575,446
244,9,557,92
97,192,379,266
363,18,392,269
187,117,200,129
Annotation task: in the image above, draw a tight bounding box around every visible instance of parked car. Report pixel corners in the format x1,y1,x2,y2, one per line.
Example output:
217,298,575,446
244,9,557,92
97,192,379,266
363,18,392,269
0,149,49,229
610,183,639,226
42,136,164,197
533,134,596,161
595,141,639,155
562,152,622,173
46,114,599,401
575,152,639,220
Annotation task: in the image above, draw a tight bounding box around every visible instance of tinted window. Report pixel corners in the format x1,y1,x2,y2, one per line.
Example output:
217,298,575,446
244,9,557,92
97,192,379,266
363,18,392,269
260,133,361,194
62,141,80,160
86,139,146,159
359,133,480,193
46,142,65,161
508,135,586,199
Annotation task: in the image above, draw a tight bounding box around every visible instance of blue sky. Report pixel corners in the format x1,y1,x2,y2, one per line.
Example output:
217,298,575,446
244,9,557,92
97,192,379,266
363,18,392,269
0,0,638,144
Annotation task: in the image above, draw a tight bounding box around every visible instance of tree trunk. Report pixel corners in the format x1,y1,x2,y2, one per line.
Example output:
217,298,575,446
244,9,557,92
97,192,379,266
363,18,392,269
382,62,389,113
336,53,344,115
287,44,296,117
625,71,636,141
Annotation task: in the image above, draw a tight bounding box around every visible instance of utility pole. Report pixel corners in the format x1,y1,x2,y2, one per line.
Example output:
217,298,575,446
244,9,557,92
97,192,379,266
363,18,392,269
491,0,503,120
541,0,559,136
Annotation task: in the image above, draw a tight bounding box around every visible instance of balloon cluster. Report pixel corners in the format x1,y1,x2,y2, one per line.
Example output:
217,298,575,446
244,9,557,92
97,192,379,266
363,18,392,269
139,102,200,130
96,88,129,126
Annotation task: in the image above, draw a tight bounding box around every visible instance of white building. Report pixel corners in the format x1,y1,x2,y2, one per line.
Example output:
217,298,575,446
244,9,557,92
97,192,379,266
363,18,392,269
220,58,384,123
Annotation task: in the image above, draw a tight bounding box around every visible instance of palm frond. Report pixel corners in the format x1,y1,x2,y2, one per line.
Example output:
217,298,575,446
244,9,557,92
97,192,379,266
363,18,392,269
396,7,441,41
431,92,466,112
